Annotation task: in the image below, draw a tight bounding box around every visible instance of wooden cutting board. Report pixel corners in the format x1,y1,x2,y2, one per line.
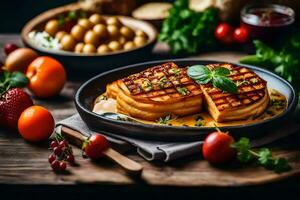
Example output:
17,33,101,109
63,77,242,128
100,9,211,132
0,35,299,186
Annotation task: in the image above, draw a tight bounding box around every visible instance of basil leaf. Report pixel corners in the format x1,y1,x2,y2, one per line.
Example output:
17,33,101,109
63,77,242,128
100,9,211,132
187,65,212,84
9,72,29,88
213,67,230,76
212,76,238,94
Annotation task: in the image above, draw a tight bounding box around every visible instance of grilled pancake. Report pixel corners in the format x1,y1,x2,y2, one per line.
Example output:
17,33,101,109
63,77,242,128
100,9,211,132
201,63,270,122
107,62,203,120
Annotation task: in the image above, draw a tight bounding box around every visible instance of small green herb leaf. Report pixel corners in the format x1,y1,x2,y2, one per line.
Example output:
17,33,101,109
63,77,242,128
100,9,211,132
212,76,238,94
9,72,29,87
213,67,230,76
187,65,237,94
187,65,212,84
157,115,172,124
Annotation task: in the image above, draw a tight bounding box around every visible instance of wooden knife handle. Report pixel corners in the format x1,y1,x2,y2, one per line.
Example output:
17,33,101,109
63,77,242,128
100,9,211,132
60,126,143,174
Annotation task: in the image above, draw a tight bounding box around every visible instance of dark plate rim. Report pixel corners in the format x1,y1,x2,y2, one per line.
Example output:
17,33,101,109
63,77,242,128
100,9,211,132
75,58,298,131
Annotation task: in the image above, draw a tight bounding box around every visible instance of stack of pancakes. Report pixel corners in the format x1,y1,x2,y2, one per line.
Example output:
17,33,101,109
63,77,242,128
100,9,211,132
106,62,270,122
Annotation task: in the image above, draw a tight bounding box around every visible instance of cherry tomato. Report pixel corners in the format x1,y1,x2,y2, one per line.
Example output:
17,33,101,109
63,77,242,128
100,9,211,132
233,27,249,43
83,134,110,160
4,43,19,55
202,131,236,164
215,23,234,45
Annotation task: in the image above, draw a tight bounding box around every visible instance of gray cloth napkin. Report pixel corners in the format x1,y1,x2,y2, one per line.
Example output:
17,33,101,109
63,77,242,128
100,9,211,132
56,111,299,162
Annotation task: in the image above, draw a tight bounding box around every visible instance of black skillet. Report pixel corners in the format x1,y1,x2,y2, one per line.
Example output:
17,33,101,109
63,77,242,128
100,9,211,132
75,59,298,141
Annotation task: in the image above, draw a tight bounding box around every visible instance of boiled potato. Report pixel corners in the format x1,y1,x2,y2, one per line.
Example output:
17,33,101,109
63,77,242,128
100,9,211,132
75,43,85,53
134,36,147,46
89,14,104,25
84,30,100,45
93,24,108,39
45,19,60,36
135,30,147,38
61,34,76,51
123,41,135,50
97,44,110,54
55,31,67,41
118,36,127,45
71,25,86,41
108,41,122,51
106,17,121,27
107,25,119,38
78,18,92,29
120,26,134,39
83,44,96,53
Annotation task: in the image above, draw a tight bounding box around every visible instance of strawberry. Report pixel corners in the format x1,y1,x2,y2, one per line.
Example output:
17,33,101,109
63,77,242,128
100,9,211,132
0,88,33,129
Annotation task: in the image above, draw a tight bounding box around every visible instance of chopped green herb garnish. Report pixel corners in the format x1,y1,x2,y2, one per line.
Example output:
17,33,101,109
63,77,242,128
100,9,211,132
176,87,189,95
68,11,77,20
157,115,172,124
236,79,250,87
159,76,168,88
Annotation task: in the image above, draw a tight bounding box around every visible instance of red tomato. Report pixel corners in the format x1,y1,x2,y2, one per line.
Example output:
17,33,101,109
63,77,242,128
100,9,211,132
233,27,249,43
202,131,236,164
84,134,110,159
215,23,234,45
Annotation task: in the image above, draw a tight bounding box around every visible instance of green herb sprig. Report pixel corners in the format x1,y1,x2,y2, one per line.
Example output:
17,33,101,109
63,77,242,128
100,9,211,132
159,0,219,54
187,65,238,94
240,38,300,108
0,71,29,96
232,137,291,173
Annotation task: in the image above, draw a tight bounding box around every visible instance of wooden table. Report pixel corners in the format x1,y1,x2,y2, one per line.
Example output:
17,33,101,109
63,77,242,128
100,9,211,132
0,35,300,196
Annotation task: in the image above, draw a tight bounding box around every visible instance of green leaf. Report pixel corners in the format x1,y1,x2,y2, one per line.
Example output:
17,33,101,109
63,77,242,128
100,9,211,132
257,148,273,167
212,76,238,94
9,72,29,88
187,65,212,84
213,67,230,76
273,158,292,173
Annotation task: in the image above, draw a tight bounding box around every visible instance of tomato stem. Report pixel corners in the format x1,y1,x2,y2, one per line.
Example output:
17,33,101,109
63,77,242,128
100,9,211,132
213,123,222,132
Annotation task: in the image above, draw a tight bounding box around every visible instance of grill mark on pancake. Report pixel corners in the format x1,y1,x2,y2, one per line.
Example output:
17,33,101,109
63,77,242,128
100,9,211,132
203,63,267,111
121,62,202,100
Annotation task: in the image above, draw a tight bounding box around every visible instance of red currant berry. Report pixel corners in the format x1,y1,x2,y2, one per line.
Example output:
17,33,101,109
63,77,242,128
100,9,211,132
66,154,75,163
48,154,56,164
53,147,62,156
59,162,67,171
59,140,68,148
50,141,59,149
51,160,60,171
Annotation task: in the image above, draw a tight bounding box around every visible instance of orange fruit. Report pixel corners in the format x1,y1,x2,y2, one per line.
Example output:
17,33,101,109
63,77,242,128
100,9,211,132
18,106,55,142
26,56,66,98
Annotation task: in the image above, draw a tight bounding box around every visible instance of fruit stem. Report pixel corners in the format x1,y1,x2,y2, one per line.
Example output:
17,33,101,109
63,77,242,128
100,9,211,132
213,123,222,132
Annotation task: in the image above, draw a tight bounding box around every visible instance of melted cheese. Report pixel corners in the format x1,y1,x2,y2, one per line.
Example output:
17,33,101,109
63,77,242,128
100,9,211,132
93,89,287,127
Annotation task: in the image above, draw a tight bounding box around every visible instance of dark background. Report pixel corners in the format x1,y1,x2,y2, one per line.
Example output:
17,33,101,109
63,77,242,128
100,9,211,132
0,0,74,33
1,0,299,33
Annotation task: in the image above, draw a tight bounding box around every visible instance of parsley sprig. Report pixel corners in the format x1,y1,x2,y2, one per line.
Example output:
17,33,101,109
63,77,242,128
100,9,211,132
232,137,291,173
187,65,238,94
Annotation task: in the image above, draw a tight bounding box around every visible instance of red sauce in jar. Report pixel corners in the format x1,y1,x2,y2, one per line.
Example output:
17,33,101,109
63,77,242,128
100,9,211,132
241,4,295,50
